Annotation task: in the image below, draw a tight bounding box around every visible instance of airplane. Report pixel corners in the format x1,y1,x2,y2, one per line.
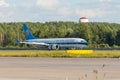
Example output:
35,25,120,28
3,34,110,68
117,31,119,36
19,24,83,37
19,24,88,50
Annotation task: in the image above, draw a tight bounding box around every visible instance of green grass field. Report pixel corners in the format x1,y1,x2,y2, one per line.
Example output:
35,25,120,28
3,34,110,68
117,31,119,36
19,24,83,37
0,50,120,58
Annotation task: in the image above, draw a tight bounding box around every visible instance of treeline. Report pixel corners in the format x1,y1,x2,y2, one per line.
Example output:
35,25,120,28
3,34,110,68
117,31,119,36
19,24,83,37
0,22,120,48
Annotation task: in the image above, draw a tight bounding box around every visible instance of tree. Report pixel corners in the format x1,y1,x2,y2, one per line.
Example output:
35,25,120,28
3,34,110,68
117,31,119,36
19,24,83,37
116,30,120,46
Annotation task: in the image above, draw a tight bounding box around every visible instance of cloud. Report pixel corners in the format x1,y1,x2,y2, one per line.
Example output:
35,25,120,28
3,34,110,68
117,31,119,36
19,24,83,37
75,9,106,18
36,0,60,9
0,11,15,22
58,7,72,16
116,5,120,8
0,0,9,7
0,12,3,17
20,3,34,8
99,0,112,2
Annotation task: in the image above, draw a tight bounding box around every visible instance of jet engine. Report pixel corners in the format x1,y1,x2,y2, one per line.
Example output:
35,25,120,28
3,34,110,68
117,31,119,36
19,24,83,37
48,44,59,50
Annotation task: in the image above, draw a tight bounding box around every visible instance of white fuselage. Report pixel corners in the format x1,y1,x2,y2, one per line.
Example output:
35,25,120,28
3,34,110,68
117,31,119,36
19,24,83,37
26,38,88,49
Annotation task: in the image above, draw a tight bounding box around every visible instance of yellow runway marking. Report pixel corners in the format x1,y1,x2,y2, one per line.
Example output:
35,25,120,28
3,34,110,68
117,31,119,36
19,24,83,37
66,50,93,54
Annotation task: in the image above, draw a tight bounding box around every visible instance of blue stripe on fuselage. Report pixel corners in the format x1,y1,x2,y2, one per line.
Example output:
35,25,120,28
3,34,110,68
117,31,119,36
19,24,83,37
26,40,88,45
46,42,88,45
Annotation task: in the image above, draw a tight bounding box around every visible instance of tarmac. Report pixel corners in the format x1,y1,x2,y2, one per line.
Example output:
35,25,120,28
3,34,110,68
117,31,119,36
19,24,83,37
0,57,120,80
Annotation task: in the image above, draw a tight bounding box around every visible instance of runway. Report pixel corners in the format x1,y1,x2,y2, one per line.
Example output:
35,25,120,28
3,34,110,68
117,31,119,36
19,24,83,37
0,57,120,80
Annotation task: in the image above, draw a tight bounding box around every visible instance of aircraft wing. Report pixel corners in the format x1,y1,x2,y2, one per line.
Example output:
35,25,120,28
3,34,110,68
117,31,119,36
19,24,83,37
20,42,49,46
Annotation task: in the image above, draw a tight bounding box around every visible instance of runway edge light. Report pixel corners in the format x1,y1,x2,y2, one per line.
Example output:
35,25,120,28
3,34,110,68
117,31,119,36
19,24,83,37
66,50,93,54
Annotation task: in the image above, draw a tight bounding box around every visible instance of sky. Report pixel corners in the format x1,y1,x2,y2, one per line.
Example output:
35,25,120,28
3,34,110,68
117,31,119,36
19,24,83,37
0,0,120,23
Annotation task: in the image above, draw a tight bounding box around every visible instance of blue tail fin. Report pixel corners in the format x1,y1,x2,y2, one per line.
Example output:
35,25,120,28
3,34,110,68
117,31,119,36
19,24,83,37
23,24,36,40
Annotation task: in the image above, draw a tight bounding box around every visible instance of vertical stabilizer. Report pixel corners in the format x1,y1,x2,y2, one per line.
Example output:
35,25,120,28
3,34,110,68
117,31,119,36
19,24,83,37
23,24,36,40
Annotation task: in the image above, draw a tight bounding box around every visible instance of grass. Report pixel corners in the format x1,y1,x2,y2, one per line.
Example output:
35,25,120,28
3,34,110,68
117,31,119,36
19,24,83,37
0,50,120,58
79,50,120,58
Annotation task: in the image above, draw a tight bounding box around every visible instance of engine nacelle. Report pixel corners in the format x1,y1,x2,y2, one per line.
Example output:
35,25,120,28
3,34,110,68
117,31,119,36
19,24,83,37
48,44,59,50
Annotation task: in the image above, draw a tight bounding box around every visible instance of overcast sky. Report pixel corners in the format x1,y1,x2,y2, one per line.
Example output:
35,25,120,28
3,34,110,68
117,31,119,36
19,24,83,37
0,0,120,23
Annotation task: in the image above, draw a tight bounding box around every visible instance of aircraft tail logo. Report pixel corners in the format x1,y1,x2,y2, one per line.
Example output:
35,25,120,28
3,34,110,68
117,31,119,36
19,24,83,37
25,30,29,36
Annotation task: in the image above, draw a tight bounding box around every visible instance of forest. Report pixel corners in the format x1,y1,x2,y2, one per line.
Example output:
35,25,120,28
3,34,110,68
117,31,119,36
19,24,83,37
0,22,120,48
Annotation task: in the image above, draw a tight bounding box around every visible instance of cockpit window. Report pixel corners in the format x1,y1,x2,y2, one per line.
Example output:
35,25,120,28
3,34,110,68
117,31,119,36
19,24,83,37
81,40,85,42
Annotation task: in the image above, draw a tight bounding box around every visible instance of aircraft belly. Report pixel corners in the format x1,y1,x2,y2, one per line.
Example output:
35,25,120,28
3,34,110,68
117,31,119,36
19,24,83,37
59,44,86,48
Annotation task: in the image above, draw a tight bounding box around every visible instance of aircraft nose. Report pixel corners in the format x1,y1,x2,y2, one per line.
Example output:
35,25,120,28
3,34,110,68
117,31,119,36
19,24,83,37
87,42,88,45
85,41,88,45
